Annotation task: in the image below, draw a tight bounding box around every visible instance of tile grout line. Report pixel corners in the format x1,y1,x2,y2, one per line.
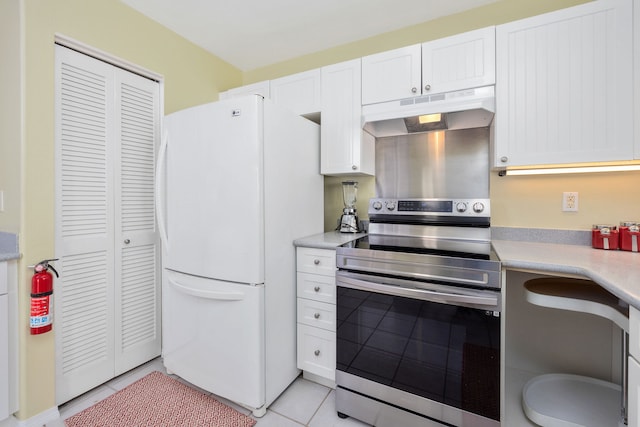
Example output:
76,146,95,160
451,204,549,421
263,409,306,426
304,388,333,426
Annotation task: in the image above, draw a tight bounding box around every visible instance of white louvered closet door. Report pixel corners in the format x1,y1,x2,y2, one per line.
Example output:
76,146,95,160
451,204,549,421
113,70,161,376
54,45,160,404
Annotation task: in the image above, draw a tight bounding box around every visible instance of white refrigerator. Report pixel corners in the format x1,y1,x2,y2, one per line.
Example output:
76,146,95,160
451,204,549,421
158,95,323,416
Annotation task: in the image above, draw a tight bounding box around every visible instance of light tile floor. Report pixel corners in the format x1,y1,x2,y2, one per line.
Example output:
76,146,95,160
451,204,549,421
46,357,370,427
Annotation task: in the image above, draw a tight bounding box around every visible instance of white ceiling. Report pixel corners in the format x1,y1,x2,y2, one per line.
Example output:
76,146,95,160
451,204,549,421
121,0,498,71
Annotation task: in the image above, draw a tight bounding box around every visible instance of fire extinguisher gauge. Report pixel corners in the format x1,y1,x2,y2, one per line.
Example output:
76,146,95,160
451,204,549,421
30,259,59,277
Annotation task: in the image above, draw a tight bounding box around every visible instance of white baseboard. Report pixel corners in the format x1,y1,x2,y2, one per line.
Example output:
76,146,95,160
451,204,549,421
5,407,60,427
302,371,335,389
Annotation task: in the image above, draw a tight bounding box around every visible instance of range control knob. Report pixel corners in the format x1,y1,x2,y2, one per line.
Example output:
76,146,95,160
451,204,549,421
386,201,396,211
372,201,383,210
473,202,485,213
455,202,467,213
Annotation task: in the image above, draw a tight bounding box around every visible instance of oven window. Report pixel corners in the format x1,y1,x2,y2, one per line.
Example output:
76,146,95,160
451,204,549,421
336,286,500,421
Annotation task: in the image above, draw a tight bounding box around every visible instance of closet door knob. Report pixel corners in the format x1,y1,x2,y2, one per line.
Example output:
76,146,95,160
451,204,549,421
314,259,320,265
124,239,131,244
314,350,320,356
314,313,320,319
424,84,431,91
314,286,320,292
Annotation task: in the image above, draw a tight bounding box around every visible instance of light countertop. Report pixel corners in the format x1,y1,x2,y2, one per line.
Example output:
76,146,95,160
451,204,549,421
492,239,640,310
0,232,20,261
293,231,366,249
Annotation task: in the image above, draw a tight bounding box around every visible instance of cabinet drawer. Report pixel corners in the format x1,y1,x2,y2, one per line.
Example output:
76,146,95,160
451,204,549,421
297,298,336,331
297,324,336,381
631,306,640,360
296,248,336,276
297,272,335,304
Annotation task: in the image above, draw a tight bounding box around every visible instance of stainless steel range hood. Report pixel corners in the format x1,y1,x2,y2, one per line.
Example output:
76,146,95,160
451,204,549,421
362,86,495,138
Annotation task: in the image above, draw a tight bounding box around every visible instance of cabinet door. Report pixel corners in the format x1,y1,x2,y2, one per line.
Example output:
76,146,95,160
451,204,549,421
361,44,421,105
630,356,640,427
321,59,375,175
495,0,633,167
422,26,495,95
220,80,270,100
0,293,7,421
631,306,640,360
270,69,321,116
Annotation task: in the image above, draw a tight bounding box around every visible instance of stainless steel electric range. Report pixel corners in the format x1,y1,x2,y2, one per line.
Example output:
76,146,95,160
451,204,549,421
335,197,501,427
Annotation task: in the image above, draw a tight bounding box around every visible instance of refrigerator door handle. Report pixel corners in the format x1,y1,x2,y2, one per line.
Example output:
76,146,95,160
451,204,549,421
168,278,245,301
156,130,170,249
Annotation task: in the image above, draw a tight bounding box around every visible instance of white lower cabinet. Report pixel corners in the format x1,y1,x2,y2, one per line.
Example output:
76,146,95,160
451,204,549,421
630,356,640,426
297,325,336,381
296,247,337,385
0,288,8,422
629,306,640,425
0,260,17,422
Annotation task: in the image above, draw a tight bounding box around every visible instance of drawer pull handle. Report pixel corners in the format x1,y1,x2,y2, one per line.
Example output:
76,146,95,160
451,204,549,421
313,259,320,265
314,286,320,292
314,312,320,319
314,350,320,356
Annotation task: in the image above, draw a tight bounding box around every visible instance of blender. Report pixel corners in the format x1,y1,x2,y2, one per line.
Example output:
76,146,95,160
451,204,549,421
339,181,361,233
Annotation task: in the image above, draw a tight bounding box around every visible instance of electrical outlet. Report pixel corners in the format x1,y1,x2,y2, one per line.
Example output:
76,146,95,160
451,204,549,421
562,192,578,212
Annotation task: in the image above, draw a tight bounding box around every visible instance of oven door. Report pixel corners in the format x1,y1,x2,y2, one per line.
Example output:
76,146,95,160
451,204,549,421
336,271,501,427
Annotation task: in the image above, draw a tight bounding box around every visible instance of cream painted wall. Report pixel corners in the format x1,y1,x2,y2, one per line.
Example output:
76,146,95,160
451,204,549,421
0,0,22,234
491,172,640,229
244,0,590,82
13,0,242,420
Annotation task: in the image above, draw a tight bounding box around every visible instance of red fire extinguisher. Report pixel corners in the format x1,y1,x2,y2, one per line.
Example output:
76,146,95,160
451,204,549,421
30,259,58,335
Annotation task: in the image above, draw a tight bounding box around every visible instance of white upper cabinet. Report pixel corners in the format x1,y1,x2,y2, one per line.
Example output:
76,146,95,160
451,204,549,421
494,0,633,168
321,59,375,176
219,80,270,100
362,27,496,105
270,69,321,117
422,26,495,96
361,44,422,105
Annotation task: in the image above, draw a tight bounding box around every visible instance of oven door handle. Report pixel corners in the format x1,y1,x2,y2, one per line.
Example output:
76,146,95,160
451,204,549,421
337,271,500,311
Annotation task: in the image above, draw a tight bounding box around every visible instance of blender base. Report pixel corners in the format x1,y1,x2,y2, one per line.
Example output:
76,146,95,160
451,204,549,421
339,215,360,233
